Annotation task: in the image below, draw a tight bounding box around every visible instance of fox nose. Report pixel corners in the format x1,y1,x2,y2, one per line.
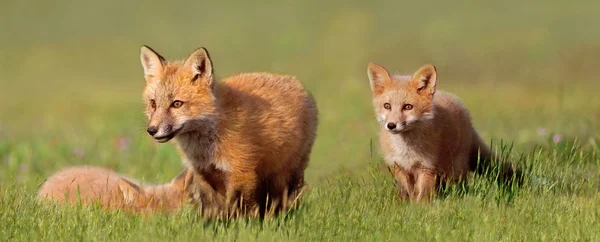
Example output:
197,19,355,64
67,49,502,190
147,126,158,136
386,122,396,130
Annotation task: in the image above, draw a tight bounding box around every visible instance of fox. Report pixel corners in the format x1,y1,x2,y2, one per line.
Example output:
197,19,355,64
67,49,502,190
37,166,195,212
138,46,318,218
367,63,522,202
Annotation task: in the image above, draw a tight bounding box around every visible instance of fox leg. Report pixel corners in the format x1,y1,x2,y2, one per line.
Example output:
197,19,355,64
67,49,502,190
223,183,243,218
187,173,225,218
413,168,438,203
286,170,306,210
391,164,413,201
224,174,260,218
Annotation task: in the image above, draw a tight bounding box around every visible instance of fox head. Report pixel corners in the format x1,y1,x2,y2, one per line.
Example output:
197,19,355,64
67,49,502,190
140,46,218,143
117,168,194,211
117,177,148,208
367,63,437,133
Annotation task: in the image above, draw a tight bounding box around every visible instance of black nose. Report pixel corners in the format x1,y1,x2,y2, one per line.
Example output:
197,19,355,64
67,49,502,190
147,126,158,136
386,122,396,130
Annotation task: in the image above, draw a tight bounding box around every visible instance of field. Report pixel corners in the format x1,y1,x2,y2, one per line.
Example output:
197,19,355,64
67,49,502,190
1,0,600,241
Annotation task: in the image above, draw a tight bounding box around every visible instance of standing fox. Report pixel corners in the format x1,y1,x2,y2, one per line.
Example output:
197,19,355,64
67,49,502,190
139,46,318,217
367,63,521,202
38,166,194,212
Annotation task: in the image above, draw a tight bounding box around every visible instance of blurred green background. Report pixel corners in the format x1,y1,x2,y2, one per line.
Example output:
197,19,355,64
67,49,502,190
1,1,600,240
1,0,599,188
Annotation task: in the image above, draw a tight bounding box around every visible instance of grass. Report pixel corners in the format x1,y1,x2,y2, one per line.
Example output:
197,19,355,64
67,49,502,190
1,0,600,241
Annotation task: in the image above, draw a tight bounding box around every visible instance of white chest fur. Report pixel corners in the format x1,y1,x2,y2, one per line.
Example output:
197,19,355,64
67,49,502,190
383,135,435,170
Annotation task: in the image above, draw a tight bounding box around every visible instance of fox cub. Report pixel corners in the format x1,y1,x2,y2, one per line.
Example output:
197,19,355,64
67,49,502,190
38,166,194,212
367,63,521,202
139,46,318,217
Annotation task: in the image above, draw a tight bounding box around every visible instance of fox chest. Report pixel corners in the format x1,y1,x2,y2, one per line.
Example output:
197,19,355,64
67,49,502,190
382,136,436,170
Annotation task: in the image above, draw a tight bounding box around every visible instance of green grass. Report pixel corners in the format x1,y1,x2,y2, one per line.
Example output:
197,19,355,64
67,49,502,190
1,0,600,241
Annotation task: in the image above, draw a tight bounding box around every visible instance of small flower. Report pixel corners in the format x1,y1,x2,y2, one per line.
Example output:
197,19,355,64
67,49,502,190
116,136,131,152
552,134,563,143
537,127,547,136
73,148,85,158
17,163,29,183
19,163,29,173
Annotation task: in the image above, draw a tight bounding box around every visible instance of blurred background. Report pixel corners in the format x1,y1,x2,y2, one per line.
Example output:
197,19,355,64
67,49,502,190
1,0,599,186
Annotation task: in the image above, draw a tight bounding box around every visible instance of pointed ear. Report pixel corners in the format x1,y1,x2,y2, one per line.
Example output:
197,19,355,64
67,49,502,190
140,45,166,81
410,64,437,98
367,62,391,95
183,47,214,86
117,177,144,204
171,168,194,190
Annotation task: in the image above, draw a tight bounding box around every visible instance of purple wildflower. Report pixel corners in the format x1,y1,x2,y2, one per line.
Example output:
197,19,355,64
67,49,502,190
117,136,131,152
537,127,547,136
73,148,85,158
552,134,562,143
19,163,29,173
17,163,29,183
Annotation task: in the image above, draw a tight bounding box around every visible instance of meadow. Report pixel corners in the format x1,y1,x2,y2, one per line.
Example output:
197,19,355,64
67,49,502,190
1,0,599,241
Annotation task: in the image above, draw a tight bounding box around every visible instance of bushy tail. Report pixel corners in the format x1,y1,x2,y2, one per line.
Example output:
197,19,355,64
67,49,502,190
469,133,524,185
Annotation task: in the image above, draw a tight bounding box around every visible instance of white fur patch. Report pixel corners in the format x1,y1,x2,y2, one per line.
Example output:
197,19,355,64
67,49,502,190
376,114,386,126
154,127,170,138
384,137,418,169
384,135,435,170
420,111,435,120
213,159,232,172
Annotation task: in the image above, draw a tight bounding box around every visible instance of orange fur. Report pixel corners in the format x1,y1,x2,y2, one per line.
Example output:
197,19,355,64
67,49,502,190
38,166,193,212
139,46,318,218
368,63,520,202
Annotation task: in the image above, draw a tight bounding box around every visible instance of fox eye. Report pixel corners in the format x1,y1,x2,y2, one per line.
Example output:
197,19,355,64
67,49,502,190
383,103,391,110
171,100,184,108
150,99,156,108
403,104,413,110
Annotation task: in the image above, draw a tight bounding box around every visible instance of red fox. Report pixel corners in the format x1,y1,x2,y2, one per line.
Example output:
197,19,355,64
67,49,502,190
367,63,521,202
139,46,318,217
38,166,194,212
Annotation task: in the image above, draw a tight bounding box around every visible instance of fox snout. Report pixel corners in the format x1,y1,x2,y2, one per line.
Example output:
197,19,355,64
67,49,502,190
386,122,396,130
147,123,181,143
147,114,182,143
385,121,407,132
380,110,408,133
146,126,158,136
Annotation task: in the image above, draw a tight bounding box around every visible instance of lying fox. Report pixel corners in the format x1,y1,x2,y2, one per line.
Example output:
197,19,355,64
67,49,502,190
139,46,318,217
38,166,194,212
367,63,521,202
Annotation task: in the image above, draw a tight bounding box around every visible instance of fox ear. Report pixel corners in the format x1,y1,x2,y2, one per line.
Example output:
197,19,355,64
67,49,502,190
183,47,214,86
140,46,166,81
410,64,437,98
367,62,391,95
117,177,144,204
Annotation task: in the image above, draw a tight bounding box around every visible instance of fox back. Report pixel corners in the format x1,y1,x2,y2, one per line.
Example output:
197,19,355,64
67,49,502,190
38,166,132,208
38,166,193,212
